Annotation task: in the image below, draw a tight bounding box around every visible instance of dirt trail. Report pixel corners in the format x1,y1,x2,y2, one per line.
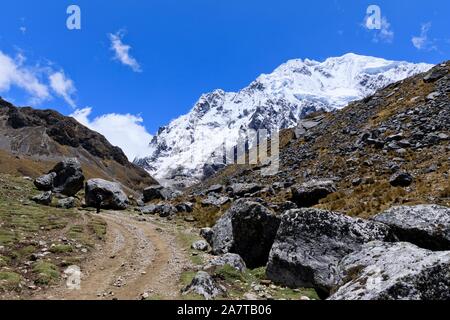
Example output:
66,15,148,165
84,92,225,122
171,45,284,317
37,211,191,300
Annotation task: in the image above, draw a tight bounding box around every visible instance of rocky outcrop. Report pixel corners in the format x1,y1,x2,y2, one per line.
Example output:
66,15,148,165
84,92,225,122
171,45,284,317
290,180,337,207
34,158,84,196
182,271,223,300
204,253,247,272
329,241,450,300
373,205,450,251
209,199,280,268
85,179,128,210
266,208,393,298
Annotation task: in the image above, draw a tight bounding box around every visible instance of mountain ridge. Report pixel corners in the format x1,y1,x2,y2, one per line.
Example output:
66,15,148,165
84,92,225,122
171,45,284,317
135,53,432,187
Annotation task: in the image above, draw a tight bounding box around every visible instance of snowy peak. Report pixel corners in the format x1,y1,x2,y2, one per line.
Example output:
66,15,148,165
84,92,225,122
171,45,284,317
135,53,433,186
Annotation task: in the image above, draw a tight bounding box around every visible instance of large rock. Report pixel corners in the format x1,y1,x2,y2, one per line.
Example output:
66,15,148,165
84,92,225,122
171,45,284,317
34,159,84,196
226,183,262,197
266,208,393,298
201,193,230,207
50,158,85,196
182,271,223,300
138,203,177,218
389,172,413,187
85,179,128,210
290,179,337,207
143,185,174,202
329,241,450,300
373,205,450,251
210,199,280,268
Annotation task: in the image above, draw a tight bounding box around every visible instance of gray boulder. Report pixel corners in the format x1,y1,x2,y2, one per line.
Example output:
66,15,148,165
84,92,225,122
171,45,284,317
139,203,177,218
266,208,393,298
210,210,234,255
204,253,246,272
85,179,128,210
291,179,337,207
57,197,75,209
143,185,174,202
32,191,52,206
34,172,56,191
182,271,223,300
373,205,450,251
176,202,193,213
201,193,230,207
50,158,85,196
329,241,450,300
226,183,262,197
389,172,413,187
210,199,280,268
192,240,209,251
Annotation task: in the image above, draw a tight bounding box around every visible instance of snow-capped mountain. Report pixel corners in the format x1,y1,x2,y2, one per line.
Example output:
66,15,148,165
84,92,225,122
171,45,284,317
135,53,432,186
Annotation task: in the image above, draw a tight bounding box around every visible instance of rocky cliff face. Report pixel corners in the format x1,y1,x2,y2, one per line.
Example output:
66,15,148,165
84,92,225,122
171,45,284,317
0,99,157,193
135,54,432,186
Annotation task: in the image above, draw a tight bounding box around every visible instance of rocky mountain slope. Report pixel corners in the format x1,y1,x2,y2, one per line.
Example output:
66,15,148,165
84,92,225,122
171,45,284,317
175,62,450,300
194,61,450,219
135,54,432,186
0,98,157,193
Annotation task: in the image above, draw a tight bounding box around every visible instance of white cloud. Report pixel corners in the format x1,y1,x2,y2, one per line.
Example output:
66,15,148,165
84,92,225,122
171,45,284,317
108,31,142,72
0,50,77,107
0,50,50,104
376,17,394,43
412,22,436,51
19,26,26,34
71,107,152,161
49,71,76,108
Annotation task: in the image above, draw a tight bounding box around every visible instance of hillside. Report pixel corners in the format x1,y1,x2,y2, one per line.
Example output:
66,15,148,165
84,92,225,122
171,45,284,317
191,61,450,220
0,99,157,193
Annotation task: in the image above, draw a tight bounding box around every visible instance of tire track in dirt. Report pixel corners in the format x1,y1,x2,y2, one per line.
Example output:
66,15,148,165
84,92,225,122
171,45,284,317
37,211,190,300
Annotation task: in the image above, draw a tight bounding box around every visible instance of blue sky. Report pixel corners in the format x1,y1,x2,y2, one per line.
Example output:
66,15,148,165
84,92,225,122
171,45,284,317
0,0,449,159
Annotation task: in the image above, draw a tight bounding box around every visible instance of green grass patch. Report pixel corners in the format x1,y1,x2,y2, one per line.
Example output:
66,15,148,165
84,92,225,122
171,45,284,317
32,261,60,285
0,271,22,291
49,244,73,254
87,216,107,240
176,230,204,265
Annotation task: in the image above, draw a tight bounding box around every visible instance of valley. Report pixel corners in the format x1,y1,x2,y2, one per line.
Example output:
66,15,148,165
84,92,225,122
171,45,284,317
0,57,449,301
